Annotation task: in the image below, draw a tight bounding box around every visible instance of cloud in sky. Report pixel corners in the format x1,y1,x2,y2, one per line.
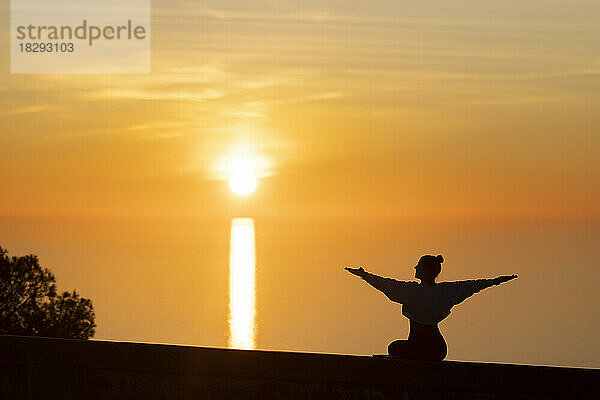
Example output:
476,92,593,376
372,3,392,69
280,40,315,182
0,0,598,218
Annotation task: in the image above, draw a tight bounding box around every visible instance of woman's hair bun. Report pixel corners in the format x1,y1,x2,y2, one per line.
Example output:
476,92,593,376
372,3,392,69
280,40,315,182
436,255,444,263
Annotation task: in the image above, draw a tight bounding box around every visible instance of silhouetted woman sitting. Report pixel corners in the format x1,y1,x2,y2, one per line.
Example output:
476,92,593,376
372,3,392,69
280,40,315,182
345,255,517,361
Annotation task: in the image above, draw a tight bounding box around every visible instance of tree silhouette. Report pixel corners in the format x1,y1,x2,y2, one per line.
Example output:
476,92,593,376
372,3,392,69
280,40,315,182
0,246,95,339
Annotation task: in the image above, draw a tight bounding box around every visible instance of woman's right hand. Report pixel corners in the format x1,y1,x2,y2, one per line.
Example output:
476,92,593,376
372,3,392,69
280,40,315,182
345,266,365,277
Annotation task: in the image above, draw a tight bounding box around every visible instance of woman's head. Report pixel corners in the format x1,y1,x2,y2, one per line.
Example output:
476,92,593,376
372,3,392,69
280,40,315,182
414,254,444,283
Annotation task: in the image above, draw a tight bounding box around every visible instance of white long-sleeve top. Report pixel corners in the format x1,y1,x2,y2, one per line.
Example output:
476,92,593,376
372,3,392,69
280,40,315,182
361,272,497,325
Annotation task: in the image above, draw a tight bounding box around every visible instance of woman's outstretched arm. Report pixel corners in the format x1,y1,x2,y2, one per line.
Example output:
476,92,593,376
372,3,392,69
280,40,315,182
448,274,518,305
345,267,386,290
345,267,409,303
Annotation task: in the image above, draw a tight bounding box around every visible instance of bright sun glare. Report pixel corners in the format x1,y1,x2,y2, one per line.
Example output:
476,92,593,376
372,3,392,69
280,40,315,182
228,157,258,195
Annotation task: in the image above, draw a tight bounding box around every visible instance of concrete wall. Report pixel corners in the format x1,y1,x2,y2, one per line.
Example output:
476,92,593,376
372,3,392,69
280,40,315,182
0,335,597,400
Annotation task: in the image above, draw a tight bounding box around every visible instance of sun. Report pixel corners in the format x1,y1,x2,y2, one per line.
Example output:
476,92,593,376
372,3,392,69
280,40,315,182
228,157,258,195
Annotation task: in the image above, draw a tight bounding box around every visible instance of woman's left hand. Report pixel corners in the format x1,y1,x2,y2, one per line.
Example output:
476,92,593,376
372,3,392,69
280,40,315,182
494,274,518,284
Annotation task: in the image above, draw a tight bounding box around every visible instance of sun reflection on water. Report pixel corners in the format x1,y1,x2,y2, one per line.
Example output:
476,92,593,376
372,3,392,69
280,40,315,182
228,218,256,349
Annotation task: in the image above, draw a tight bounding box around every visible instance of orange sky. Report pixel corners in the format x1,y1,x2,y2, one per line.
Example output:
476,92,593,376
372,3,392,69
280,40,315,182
1,1,599,367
